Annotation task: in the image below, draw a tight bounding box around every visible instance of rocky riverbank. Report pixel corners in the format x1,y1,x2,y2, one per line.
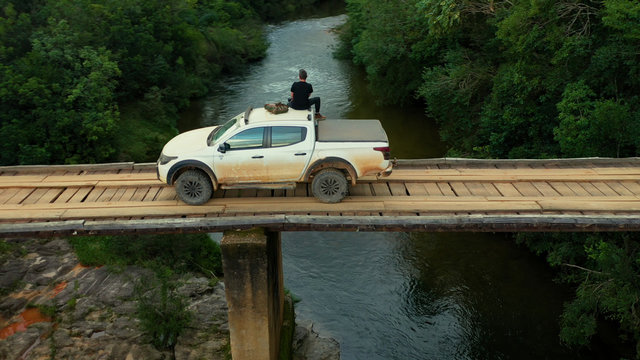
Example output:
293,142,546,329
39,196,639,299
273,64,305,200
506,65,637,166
0,238,339,360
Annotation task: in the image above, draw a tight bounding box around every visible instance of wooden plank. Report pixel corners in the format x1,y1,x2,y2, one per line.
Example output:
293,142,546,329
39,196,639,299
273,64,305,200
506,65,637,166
579,182,605,196
349,183,372,196
531,182,560,196
620,181,640,195
97,188,118,202
436,183,455,196
494,183,522,197
564,182,590,196
155,187,177,201
422,183,443,196
371,183,391,196
405,183,428,196
223,201,386,214
84,187,107,202
4,189,34,204
118,187,138,202
383,200,541,213
0,189,21,204
21,188,49,205
0,181,99,188
481,183,502,196
513,182,541,196
382,174,640,182
68,187,92,203
143,187,162,201
55,188,80,203
129,187,150,202
605,182,634,196
0,175,47,184
97,180,164,187
465,182,494,196
0,208,66,220
449,182,471,196
110,188,128,202
0,200,183,211
37,189,64,204
388,183,407,196
549,182,576,196
61,204,225,219
539,200,640,212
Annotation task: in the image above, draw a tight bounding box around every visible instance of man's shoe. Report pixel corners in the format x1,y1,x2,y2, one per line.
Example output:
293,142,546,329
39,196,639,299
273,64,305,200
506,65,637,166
315,113,326,119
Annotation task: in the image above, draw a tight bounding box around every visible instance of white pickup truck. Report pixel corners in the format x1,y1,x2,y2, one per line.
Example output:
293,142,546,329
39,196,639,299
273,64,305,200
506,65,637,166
157,107,393,205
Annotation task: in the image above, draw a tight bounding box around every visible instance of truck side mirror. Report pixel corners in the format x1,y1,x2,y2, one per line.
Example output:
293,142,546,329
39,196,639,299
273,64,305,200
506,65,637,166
218,143,230,153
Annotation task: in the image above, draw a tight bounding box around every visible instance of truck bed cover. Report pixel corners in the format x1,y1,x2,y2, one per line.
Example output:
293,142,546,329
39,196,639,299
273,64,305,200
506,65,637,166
317,119,388,142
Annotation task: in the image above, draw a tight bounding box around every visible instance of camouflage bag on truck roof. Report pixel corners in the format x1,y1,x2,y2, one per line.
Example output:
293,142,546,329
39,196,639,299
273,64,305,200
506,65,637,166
264,102,289,114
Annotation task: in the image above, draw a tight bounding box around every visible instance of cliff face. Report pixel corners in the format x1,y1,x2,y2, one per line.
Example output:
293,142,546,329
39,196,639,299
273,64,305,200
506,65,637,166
0,238,340,360
0,238,230,360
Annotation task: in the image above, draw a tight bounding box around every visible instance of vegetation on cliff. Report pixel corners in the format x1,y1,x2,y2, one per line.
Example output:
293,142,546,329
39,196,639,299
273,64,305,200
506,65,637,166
339,0,640,356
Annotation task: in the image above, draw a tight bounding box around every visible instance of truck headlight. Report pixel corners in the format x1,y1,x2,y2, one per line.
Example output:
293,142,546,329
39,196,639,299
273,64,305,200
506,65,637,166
158,153,178,165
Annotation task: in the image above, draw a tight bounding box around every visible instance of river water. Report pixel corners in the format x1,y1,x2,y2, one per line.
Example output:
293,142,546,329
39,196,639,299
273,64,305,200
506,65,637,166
184,14,610,360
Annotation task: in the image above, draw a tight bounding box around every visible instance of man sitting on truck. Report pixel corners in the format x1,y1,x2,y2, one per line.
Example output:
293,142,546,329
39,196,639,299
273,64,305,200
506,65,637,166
289,69,326,119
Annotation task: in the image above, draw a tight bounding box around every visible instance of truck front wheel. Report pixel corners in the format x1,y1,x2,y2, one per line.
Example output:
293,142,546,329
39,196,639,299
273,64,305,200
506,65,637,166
175,169,213,205
311,168,348,203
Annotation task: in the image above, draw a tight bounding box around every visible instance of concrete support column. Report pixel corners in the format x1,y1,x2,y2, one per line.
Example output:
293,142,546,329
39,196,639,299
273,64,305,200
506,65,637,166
221,228,284,360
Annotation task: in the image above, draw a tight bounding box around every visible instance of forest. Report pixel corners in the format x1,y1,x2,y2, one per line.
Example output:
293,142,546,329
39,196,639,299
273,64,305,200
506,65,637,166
338,0,640,357
0,0,320,165
2,0,640,357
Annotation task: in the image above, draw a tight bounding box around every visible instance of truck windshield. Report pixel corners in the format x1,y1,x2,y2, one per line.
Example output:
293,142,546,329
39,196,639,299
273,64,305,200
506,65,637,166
207,117,239,146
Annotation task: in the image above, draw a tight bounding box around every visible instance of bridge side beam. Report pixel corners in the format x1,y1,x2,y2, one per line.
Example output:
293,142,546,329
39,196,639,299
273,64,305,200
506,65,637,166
221,228,284,360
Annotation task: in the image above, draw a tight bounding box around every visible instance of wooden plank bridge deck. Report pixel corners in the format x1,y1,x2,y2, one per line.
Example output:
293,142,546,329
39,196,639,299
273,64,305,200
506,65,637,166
1,158,640,236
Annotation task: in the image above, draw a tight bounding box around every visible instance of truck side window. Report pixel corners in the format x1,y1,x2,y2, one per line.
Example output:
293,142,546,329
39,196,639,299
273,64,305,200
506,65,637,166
226,127,265,150
271,126,307,147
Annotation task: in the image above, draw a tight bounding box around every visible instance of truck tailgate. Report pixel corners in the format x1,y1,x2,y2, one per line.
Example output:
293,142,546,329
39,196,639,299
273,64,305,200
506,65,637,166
317,120,388,142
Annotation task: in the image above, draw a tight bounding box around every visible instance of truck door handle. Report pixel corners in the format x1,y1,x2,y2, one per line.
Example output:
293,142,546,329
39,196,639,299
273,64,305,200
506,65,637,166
295,153,307,156
252,155,264,159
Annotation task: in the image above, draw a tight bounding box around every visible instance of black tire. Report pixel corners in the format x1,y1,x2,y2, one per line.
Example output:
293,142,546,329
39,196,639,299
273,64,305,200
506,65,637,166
175,169,213,205
311,168,348,203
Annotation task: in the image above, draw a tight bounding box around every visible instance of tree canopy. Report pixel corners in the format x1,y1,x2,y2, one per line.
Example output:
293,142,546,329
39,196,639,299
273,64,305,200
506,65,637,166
0,0,306,165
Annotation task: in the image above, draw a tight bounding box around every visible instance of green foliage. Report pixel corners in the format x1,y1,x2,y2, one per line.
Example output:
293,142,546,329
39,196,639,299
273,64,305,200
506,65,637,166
68,233,223,277
339,0,435,104
0,0,269,166
135,266,193,350
555,82,640,157
342,0,640,159
518,232,640,356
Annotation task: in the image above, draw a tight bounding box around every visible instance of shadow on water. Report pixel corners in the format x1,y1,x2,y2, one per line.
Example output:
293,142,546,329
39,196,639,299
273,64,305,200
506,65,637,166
189,12,619,360
281,231,597,360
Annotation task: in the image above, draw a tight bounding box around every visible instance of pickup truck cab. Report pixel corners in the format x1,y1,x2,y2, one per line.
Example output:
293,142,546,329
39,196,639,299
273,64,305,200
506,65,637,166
157,107,393,204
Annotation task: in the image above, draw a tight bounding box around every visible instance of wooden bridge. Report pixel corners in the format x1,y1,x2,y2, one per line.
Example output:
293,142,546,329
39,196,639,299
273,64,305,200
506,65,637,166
1,157,640,237
3,157,640,360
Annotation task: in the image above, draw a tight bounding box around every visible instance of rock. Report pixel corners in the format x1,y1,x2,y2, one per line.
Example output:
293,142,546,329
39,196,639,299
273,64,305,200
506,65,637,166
293,320,341,360
0,238,340,360
0,326,42,360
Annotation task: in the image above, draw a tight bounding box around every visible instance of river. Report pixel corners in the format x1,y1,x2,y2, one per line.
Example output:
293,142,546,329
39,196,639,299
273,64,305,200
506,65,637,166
183,14,613,360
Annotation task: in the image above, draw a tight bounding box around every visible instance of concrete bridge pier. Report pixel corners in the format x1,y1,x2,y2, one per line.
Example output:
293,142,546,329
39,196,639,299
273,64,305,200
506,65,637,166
221,228,284,360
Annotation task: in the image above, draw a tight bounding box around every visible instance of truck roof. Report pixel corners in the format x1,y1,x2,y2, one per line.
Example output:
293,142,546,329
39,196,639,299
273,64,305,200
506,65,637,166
245,107,312,124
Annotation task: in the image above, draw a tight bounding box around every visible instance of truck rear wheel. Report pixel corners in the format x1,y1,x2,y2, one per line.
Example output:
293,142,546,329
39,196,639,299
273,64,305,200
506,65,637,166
175,169,213,205
311,168,348,203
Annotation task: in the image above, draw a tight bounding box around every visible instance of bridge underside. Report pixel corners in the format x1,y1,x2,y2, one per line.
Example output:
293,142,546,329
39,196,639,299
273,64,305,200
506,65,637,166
1,158,640,237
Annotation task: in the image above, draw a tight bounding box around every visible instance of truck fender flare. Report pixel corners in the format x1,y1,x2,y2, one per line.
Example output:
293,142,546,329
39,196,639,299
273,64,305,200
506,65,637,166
167,160,218,190
303,157,358,186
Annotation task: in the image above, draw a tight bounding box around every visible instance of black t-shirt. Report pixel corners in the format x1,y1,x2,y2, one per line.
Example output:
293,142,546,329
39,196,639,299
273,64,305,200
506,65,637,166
290,81,313,110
